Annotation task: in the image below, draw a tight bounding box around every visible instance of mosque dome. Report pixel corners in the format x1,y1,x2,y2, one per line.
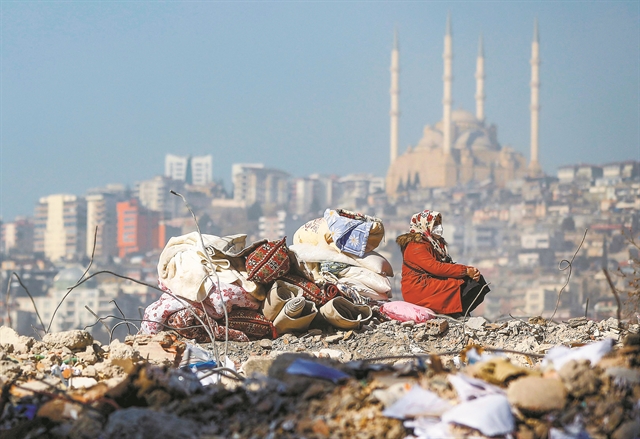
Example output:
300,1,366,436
451,109,478,124
415,125,444,150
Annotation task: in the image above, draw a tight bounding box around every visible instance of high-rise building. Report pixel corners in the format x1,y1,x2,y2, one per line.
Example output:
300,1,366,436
165,154,213,186
86,193,119,259
232,164,289,207
1,217,34,256
135,176,185,219
116,199,160,258
33,195,87,261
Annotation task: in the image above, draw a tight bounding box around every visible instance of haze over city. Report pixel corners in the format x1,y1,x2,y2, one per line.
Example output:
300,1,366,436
1,1,638,221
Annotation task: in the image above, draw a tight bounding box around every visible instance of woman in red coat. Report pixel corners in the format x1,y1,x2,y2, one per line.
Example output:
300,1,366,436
396,210,489,316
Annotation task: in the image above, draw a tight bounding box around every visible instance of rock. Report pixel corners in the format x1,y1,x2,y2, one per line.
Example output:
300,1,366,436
240,356,275,377
68,376,98,389
307,329,323,336
465,317,487,331
108,340,141,372
43,330,93,351
558,360,600,397
325,335,342,344
401,321,415,328
507,377,567,415
612,420,640,439
102,407,201,439
568,317,587,328
317,349,344,360
259,339,273,350
0,326,34,354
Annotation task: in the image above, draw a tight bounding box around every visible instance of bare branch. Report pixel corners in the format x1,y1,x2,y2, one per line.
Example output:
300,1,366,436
12,272,46,333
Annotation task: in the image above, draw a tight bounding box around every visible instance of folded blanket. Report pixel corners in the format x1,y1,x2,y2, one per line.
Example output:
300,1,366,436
157,231,265,302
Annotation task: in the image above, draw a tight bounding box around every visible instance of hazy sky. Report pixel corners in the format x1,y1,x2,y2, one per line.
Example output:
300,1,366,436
1,1,638,221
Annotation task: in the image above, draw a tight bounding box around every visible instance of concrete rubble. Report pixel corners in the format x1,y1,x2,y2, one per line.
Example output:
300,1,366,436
0,316,637,438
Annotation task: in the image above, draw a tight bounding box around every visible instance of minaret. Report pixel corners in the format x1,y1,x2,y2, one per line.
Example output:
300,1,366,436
475,34,485,122
442,13,453,155
390,28,400,164
529,18,542,176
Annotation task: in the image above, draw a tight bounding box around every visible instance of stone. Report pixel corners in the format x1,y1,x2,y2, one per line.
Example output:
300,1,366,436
307,329,323,336
240,356,275,377
258,339,273,350
0,326,34,354
68,376,98,389
401,321,415,328
507,377,567,415
568,317,587,328
612,420,640,439
108,340,141,372
102,407,200,439
557,360,600,397
465,317,487,331
325,335,342,344
317,349,345,360
43,330,93,351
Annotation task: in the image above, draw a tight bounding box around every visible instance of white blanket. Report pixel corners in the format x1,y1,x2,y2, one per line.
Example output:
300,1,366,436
157,232,264,302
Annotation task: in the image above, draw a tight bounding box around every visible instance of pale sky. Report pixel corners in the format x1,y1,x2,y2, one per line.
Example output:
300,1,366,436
1,1,639,221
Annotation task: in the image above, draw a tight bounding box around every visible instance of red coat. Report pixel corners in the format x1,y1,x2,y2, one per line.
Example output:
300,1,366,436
399,236,469,315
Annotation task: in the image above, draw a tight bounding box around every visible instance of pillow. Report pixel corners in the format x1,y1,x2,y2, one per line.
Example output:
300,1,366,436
245,237,290,284
379,301,436,323
292,218,333,247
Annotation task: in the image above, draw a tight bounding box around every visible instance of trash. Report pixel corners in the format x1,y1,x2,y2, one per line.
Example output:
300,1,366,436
382,386,452,419
441,394,515,437
542,338,614,371
285,359,349,383
447,373,505,402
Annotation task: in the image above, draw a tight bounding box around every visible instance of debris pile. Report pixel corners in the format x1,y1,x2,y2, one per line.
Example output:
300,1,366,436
0,316,637,438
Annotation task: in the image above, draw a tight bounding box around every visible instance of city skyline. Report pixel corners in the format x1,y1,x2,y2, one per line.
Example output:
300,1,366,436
2,2,639,221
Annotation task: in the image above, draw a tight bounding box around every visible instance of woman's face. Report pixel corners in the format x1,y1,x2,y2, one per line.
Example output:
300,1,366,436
433,215,442,227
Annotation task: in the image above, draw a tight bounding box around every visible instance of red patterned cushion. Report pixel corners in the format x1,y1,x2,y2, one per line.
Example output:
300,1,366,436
245,237,290,284
280,273,337,307
227,309,277,339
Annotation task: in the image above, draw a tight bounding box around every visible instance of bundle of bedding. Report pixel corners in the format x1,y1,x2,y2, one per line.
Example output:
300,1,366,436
140,215,391,341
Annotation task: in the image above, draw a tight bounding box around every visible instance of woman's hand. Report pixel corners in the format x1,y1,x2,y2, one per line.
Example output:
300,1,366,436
466,266,481,281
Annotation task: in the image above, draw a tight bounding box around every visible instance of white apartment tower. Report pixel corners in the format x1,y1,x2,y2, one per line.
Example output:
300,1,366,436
165,154,213,186
34,194,87,261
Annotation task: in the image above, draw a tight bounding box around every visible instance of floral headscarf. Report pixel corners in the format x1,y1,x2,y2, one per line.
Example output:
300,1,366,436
409,210,452,262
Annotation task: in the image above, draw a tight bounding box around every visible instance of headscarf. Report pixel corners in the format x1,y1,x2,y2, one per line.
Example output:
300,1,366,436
409,210,452,262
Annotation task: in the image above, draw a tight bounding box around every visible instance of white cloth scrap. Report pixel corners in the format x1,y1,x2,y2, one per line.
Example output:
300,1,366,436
382,386,452,419
542,338,614,371
441,394,515,437
448,373,505,402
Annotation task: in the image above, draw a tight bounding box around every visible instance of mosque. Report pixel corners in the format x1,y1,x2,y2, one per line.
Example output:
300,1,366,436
386,16,543,198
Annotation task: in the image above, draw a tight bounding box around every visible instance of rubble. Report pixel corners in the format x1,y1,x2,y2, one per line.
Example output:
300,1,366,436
0,317,637,438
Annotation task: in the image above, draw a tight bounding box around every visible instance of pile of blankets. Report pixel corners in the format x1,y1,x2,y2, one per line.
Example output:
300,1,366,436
140,209,394,342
